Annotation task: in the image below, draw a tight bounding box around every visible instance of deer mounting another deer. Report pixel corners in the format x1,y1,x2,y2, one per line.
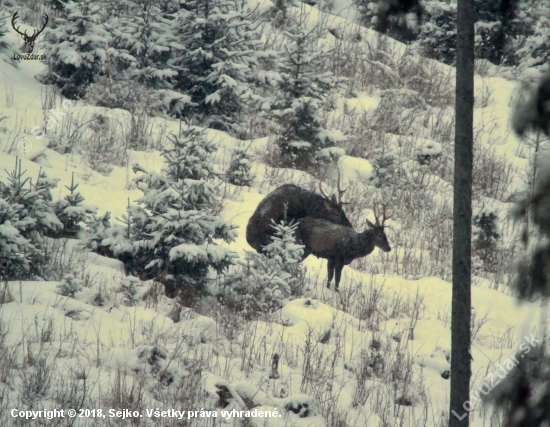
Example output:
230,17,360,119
246,170,352,254
297,202,392,292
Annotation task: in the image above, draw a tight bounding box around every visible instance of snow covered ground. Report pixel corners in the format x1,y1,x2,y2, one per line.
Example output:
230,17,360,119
0,2,547,427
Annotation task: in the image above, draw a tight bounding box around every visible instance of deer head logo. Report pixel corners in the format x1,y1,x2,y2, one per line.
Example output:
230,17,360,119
11,12,48,54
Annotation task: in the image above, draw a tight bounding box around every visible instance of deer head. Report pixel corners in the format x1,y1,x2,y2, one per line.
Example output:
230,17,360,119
366,202,392,252
319,166,350,206
12,12,48,54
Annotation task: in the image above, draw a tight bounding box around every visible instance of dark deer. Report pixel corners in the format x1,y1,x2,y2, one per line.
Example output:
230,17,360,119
297,203,392,291
12,12,48,54
246,171,351,253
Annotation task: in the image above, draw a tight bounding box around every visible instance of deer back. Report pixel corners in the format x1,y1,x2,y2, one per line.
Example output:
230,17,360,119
246,184,351,253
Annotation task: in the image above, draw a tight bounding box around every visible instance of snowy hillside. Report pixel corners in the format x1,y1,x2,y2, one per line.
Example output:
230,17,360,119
0,0,548,426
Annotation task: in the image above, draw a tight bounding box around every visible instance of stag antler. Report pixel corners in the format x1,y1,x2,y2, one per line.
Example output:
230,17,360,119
336,167,349,205
373,202,392,227
319,166,349,205
318,178,330,200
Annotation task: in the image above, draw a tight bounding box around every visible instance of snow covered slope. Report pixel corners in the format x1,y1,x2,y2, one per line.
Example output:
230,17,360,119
0,3,546,427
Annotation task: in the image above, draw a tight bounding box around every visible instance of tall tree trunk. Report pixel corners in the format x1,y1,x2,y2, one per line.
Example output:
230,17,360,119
449,0,474,425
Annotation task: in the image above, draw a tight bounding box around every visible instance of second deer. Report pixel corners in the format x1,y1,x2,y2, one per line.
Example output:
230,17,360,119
297,203,392,291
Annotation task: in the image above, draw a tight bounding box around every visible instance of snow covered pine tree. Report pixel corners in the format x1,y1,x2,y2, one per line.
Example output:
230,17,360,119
226,146,253,187
263,25,346,170
39,0,109,99
52,172,97,238
167,0,274,131
220,220,305,318
88,0,175,111
0,160,62,280
87,127,237,302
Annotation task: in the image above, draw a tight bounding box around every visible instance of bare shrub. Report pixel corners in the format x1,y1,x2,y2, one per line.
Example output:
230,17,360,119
106,369,147,413
356,277,386,329
47,107,166,176
427,107,456,143
471,308,490,342
338,172,454,280
172,359,204,410
213,304,245,342
41,85,59,112
121,111,168,151
345,124,396,161
20,355,54,406
87,79,165,116
473,142,517,202
53,366,91,416
3,80,13,107
142,280,163,309
42,238,93,283
0,114,8,133
0,281,15,304
0,319,17,384
84,113,126,174
326,30,454,108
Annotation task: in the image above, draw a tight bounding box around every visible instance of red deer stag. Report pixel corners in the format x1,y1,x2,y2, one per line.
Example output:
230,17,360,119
246,171,351,253
298,203,392,291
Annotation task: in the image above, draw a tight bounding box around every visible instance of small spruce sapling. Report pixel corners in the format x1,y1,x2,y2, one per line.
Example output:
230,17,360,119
93,126,237,301
0,198,37,280
263,25,346,170
162,127,217,182
53,172,97,237
57,274,83,298
121,276,141,306
85,211,112,253
103,0,173,91
368,146,407,189
0,159,63,279
265,220,307,296
220,251,292,319
226,146,253,187
1,159,63,240
472,204,500,273
220,220,306,318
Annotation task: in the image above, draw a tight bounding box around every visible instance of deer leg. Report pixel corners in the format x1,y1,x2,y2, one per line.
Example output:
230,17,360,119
294,228,310,260
334,263,344,292
327,259,335,289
